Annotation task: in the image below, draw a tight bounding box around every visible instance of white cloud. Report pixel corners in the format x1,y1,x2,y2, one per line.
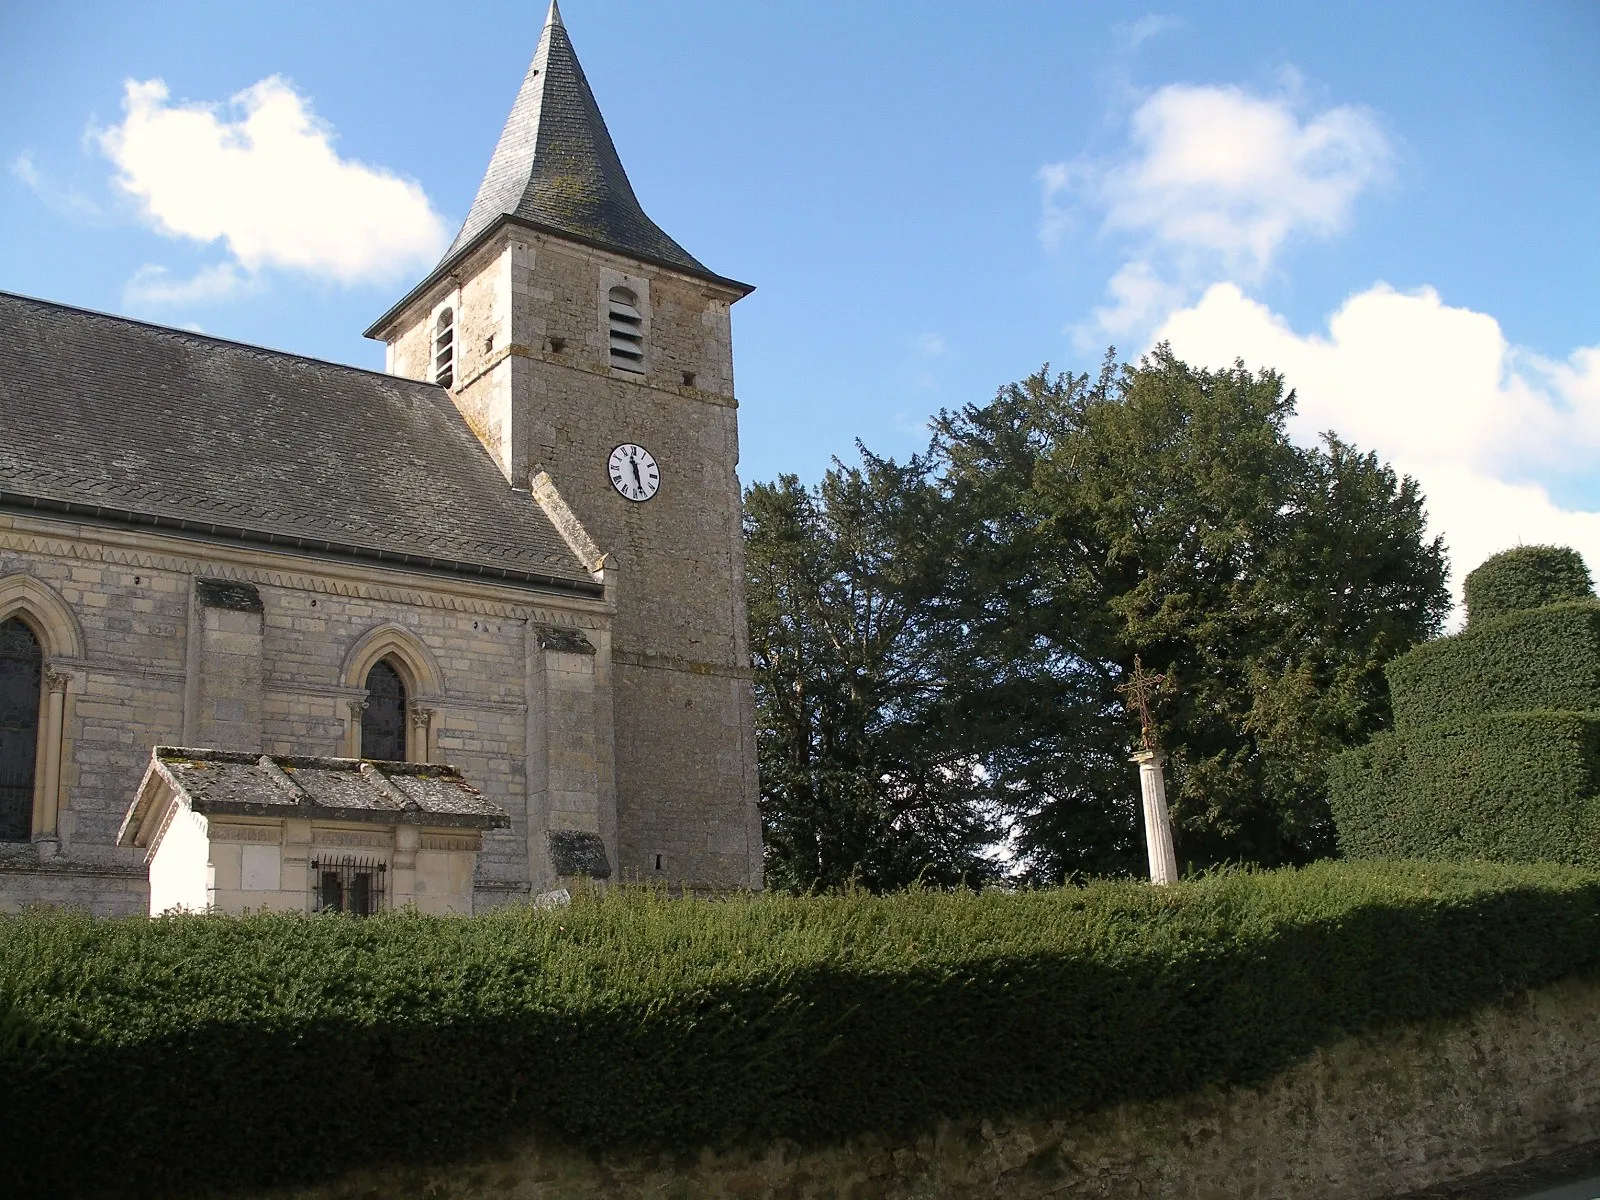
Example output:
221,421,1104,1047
1154,282,1600,605
95,77,447,287
12,150,103,220
916,332,948,357
1046,80,1392,341
1115,14,1181,51
124,262,258,307
1092,260,1187,337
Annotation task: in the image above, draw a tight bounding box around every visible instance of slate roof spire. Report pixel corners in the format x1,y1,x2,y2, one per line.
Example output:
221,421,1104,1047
443,0,706,275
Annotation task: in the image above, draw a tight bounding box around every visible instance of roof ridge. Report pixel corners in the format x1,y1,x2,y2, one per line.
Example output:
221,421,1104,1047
0,289,441,390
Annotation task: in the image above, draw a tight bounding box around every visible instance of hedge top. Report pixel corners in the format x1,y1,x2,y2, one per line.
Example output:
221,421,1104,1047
1466,546,1593,625
1386,600,1600,730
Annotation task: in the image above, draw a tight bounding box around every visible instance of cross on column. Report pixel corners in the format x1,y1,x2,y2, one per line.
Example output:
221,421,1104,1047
1115,654,1166,751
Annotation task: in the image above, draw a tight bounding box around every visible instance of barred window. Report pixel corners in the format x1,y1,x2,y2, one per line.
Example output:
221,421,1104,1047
607,287,644,373
433,308,455,389
362,658,407,762
311,856,386,917
0,618,41,843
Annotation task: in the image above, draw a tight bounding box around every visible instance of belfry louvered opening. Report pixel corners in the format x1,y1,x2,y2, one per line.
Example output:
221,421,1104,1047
433,308,455,389
608,287,644,373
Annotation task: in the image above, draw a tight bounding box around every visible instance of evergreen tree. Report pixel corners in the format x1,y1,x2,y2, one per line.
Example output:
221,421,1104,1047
746,347,1451,888
744,453,1002,892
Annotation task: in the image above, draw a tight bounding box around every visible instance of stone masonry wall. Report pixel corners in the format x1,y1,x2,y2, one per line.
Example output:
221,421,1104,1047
383,230,762,890
0,511,612,913
252,970,1600,1200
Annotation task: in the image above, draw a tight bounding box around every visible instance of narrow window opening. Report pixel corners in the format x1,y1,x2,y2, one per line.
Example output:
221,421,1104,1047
0,618,42,842
361,658,408,762
433,308,455,389
654,854,663,872
608,287,644,373
548,336,566,353
682,371,696,388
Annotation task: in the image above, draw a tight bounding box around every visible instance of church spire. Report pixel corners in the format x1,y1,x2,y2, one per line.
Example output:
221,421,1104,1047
442,1,706,275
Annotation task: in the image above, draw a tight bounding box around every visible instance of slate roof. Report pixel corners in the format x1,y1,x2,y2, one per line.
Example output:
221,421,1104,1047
0,291,598,592
445,0,705,273
119,748,511,847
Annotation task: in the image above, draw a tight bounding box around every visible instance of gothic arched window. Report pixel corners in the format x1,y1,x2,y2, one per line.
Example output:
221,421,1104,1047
0,618,43,842
433,308,455,389
607,287,644,373
361,658,408,762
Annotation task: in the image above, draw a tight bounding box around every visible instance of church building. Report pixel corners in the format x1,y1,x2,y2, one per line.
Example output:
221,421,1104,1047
0,1,763,914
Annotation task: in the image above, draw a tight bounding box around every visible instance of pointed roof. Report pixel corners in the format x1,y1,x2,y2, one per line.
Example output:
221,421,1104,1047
449,1,703,271
368,2,749,340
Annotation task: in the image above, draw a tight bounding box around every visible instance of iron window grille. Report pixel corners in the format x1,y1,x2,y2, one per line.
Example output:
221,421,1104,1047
310,855,387,916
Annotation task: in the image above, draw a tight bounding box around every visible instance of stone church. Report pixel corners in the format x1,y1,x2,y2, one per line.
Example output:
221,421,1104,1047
0,0,762,914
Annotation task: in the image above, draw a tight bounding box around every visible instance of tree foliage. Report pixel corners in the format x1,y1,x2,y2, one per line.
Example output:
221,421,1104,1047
746,347,1451,889
744,453,1002,892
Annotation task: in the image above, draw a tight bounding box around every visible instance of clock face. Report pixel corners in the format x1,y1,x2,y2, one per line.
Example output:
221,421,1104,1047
608,443,660,502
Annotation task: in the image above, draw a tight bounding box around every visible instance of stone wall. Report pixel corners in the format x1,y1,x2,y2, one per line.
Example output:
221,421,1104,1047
252,970,1600,1200
381,229,762,890
0,510,612,913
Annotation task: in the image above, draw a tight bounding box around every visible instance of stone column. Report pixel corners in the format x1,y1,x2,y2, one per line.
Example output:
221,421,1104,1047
407,705,434,764
345,698,367,758
281,817,313,913
31,667,69,858
391,824,418,910
1131,749,1179,885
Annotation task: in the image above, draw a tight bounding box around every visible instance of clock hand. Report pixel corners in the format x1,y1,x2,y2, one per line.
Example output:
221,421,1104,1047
630,455,643,489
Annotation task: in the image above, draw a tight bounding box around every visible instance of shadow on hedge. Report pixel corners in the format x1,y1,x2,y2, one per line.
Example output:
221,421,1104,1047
4,876,1598,1199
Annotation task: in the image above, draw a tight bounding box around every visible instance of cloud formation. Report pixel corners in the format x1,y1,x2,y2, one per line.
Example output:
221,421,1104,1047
11,150,103,221
124,262,258,307
96,77,447,290
1155,283,1600,601
1045,81,1392,336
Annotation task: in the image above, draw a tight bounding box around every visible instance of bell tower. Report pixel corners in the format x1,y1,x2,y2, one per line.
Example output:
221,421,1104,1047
367,0,762,890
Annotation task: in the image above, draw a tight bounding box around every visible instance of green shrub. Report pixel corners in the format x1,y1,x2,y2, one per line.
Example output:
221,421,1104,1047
1331,546,1600,866
1328,712,1600,864
3,865,1600,1199
1386,601,1600,730
1465,545,1593,625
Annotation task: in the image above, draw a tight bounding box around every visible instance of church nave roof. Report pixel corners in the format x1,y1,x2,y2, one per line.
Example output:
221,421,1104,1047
0,290,599,594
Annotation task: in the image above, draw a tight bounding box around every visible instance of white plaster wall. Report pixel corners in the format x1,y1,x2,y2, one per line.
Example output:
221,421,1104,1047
147,806,210,915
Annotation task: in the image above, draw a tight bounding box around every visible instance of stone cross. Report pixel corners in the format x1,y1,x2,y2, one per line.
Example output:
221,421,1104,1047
1118,655,1179,885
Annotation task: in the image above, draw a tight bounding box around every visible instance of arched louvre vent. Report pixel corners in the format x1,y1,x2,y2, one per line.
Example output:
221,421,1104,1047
608,287,644,373
433,308,455,389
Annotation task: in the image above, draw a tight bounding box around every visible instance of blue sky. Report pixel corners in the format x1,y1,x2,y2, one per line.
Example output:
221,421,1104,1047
4,1,1597,598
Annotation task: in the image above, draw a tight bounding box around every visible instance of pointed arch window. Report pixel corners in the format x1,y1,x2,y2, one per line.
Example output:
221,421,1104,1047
361,658,408,763
0,618,42,842
608,287,644,373
433,308,456,389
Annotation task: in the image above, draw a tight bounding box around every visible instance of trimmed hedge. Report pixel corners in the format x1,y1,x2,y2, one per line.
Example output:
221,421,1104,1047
4,864,1600,1199
1331,546,1600,865
1465,545,1593,625
1328,712,1600,865
1386,601,1600,730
